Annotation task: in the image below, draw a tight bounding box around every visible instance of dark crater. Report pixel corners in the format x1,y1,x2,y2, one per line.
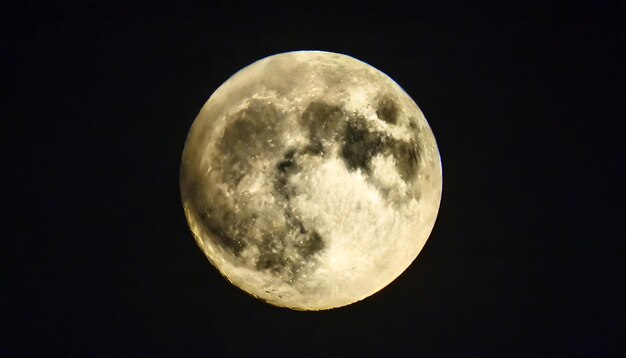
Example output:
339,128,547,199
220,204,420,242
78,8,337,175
376,94,398,124
277,148,298,174
296,230,324,259
340,120,386,173
388,139,420,181
274,148,300,200
300,101,345,155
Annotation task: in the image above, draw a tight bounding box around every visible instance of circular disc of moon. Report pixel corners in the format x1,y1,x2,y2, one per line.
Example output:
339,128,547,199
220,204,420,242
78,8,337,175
180,51,442,310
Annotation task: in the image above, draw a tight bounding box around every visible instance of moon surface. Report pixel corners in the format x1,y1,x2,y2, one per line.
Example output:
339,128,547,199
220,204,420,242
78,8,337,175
180,51,442,310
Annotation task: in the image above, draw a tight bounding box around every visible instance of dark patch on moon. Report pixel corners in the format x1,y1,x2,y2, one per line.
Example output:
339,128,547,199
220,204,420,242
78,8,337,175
300,99,422,183
183,179,247,256
277,148,298,174
194,199,247,257
274,148,300,200
302,140,325,156
203,213,246,256
340,119,386,173
300,101,345,155
376,95,398,124
297,230,324,259
217,101,283,184
256,233,287,273
254,227,326,280
388,139,420,181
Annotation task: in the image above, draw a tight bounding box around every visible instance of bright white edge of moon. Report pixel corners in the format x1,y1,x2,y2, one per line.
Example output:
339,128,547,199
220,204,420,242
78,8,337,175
180,50,442,311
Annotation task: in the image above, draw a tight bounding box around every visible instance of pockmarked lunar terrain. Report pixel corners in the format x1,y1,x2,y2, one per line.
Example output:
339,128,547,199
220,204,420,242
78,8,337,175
180,51,442,310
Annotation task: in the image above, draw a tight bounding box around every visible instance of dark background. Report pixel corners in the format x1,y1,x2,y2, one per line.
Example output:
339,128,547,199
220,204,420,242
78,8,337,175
2,1,625,356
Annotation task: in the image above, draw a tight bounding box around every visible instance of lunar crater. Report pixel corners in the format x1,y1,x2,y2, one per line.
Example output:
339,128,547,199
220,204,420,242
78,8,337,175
376,94,399,124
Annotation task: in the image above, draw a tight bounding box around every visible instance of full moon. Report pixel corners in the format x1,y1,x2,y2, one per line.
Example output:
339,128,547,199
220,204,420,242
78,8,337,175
180,51,442,310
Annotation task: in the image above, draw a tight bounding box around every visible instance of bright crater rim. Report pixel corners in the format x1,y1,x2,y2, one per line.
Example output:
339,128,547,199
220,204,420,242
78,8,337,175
180,51,442,310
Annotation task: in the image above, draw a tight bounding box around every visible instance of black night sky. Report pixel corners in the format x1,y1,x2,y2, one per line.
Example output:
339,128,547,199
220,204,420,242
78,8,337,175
3,1,625,356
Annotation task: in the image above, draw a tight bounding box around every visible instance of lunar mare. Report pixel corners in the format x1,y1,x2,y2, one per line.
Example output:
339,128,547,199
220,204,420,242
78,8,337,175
180,51,442,310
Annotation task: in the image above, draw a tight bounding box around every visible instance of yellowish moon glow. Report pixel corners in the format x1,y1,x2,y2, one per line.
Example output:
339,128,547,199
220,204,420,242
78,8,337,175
180,51,442,310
